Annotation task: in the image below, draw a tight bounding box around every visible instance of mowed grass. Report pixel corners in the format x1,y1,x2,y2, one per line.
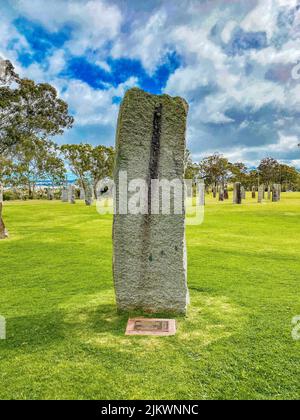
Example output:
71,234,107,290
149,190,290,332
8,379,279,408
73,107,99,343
0,193,300,400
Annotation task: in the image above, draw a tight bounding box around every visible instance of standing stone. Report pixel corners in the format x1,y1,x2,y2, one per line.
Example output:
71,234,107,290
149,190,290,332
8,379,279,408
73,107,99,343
85,184,93,206
68,185,76,204
272,184,281,202
224,185,229,200
61,185,68,202
80,188,85,200
199,181,205,206
212,185,217,198
241,186,246,200
219,185,224,201
113,88,189,315
233,182,242,204
0,184,3,203
47,188,54,200
278,184,282,201
258,185,264,203
268,185,271,200
252,186,256,199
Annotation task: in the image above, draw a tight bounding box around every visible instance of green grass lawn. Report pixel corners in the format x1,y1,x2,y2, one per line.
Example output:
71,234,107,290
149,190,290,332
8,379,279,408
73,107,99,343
0,193,300,400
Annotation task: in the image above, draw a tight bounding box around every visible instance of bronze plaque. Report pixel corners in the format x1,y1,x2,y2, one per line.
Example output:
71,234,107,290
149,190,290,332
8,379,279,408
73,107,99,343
125,318,176,336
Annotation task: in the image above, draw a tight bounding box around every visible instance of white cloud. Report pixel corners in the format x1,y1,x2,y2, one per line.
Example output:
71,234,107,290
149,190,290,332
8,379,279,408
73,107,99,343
250,40,300,66
111,10,169,73
61,76,138,126
13,0,123,55
221,20,238,43
240,0,279,41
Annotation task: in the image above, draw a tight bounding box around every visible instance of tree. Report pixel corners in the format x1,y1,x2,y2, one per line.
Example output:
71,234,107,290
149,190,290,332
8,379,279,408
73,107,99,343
0,59,73,238
199,153,230,191
61,144,115,202
229,162,248,184
11,137,66,198
184,150,199,180
61,144,93,203
258,157,280,188
90,145,115,197
0,59,21,154
279,164,299,191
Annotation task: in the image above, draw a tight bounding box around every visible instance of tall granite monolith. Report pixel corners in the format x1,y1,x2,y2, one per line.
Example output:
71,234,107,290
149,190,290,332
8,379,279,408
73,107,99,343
233,182,242,204
241,186,246,200
224,185,229,200
85,184,93,206
68,185,76,204
199,181,205,206
258,185,264,203
61,185,68,202
272,184,281,202
268,185,271,200
113,88,189,314
80,188,85,200
219,185,224,201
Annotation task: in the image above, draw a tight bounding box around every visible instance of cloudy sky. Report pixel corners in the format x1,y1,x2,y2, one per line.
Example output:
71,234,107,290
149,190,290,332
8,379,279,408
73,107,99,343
1,0,300,167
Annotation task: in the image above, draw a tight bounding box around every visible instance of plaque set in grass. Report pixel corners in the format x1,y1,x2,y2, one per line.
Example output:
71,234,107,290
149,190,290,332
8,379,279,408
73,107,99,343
125,318,176,336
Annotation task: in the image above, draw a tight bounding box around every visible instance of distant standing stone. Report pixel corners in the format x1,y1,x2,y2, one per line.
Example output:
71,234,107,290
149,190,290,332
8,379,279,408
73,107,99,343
85,184,93,206
113,88,189,315
258,185,264,203
199,181,205,206
80,188,85,200
233,182,242,204
224,186,229,200
212,186,217,198
61,186,68,202
272,184,281,202
68,185,76,204
241,186,246,200
252,186,256,199
0,184,3,203
268,186,271,200
219,185,224,201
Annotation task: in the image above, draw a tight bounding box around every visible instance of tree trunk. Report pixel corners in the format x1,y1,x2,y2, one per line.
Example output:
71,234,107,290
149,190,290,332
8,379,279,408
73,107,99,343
0,203,8,240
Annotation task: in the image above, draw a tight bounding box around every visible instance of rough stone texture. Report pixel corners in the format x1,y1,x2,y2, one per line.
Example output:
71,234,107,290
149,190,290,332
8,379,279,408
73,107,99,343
272,184,281,202
233,182,242,204
68,185,76,204
224,186,229,200
212,186,217,198
0,184,3,203
241,186,246,200
258,185,264,203
80,188,85,200
85,184,93,206
268,186,271,200
219,185,224,201
278,184,282,201
113,88,189,315
199,182,205,206
0,203,8,239
61,186,68,202
47,189,54,200
252,186,256,199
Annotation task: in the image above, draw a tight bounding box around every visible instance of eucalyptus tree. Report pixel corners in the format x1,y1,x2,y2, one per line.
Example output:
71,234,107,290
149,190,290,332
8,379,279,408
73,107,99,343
0,58,73,238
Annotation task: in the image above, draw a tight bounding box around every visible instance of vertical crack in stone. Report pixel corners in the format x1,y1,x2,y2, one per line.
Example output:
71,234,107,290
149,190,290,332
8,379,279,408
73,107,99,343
148,103,162,213
141,104,162,293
